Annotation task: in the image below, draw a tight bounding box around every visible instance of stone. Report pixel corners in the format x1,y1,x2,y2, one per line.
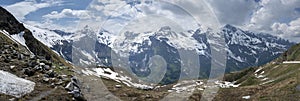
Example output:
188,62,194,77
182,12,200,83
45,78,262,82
12,50,17,55
10,66,15,69
296,85,300,91
4,45,10,49
27,61,37,67
18,54,24,60
55,79,64,85
65,82,74,91
43,77,50,83
39,63,45,66
24,68,35,76
34,65,42,70
115,85,122,88
47,70,56,78
44,65,50,70
30,55,35,60
36,59,40,64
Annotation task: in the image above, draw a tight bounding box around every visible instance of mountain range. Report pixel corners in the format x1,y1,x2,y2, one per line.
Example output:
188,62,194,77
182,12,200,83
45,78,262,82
24,20,294,84
0,6,299,101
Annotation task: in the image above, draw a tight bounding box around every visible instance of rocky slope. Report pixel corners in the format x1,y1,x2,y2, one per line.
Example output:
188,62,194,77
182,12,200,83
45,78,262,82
0,6,85,100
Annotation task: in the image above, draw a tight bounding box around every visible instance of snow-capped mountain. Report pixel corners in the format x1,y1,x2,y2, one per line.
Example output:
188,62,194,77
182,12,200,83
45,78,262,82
24,24,67,48
26,24,294,84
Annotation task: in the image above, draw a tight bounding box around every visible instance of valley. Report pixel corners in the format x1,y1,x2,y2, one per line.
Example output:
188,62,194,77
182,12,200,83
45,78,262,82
0,1,299,101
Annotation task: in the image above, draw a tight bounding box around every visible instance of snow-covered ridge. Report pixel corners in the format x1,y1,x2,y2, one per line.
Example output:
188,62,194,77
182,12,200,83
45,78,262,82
98,27,209,56
24,24,65,48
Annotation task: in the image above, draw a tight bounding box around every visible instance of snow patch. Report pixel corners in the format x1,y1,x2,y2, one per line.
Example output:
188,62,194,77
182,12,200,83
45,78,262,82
24,24,65,48
214,81,240,88
82,68,153,90
10,31,26,46
242,95,251,99
0,70,35,98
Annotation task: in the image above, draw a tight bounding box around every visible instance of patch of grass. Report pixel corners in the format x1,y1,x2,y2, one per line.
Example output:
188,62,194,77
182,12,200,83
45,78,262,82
240,76,260,86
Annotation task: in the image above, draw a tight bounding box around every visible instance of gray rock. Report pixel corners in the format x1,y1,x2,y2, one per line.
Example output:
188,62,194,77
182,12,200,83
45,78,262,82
65,76,85,100
12,50,17,54
43,77,50,83
18,54,24,60
10,66,15,70
115,85,122,88
34,65,42,70
44,65,50,70
55,79,64,85
4,45,10,49
46,70,56,78
27,61,37,67
65,82,74,91
296,85,300,91
4,57,11,63
24,68,35,76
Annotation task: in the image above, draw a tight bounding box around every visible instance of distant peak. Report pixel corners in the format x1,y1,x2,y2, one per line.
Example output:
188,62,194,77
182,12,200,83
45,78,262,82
223,24,238,32
224,24,236,29
159,26,171,32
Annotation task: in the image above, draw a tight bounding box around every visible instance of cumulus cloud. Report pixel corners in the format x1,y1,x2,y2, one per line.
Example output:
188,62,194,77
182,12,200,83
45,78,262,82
4,0,300,42
4,0,62,21
85,0,218,33
206,0,257,26
243,0,300,42
271,17,300,42
247,0,300,31
43,9,92,19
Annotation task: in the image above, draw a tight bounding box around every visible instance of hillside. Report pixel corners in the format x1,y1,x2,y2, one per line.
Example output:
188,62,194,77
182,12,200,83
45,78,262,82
0,5,299,101
217,44,300,100
0,6,85,100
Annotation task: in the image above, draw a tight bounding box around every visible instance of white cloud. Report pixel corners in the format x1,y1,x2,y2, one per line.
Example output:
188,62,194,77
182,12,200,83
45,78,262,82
271,17,300,42
85,0,217,33
89,0,127,17
43,9,92,19
24,19,78,32
206,0,257,26
247,0,300,31
243,0,300,42
4,0,62,21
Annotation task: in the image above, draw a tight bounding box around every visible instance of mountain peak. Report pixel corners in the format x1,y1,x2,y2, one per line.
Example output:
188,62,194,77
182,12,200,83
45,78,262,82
224,24,236,29
159,26,172,32
223,24,239,33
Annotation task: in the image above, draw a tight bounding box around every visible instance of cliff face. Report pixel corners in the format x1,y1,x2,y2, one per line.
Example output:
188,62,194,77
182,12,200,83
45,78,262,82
0,7,25,34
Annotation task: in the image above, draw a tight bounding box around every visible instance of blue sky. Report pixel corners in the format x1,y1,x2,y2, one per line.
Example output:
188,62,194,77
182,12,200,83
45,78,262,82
0,0,300,42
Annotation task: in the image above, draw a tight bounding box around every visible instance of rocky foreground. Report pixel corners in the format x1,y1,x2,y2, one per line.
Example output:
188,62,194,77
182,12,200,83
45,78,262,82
0,33,85,100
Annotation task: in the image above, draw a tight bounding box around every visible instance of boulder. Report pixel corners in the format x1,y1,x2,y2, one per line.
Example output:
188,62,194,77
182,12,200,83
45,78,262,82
24,68,35,76
296,85,300,91
65,76,86,101
44,65,50,70
115,85,122,88
4,45,10,49
46,70,56,78
18,53,24,60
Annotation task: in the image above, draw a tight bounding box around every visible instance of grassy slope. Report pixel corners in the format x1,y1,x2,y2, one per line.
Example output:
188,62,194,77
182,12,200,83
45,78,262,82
217,44,300,101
